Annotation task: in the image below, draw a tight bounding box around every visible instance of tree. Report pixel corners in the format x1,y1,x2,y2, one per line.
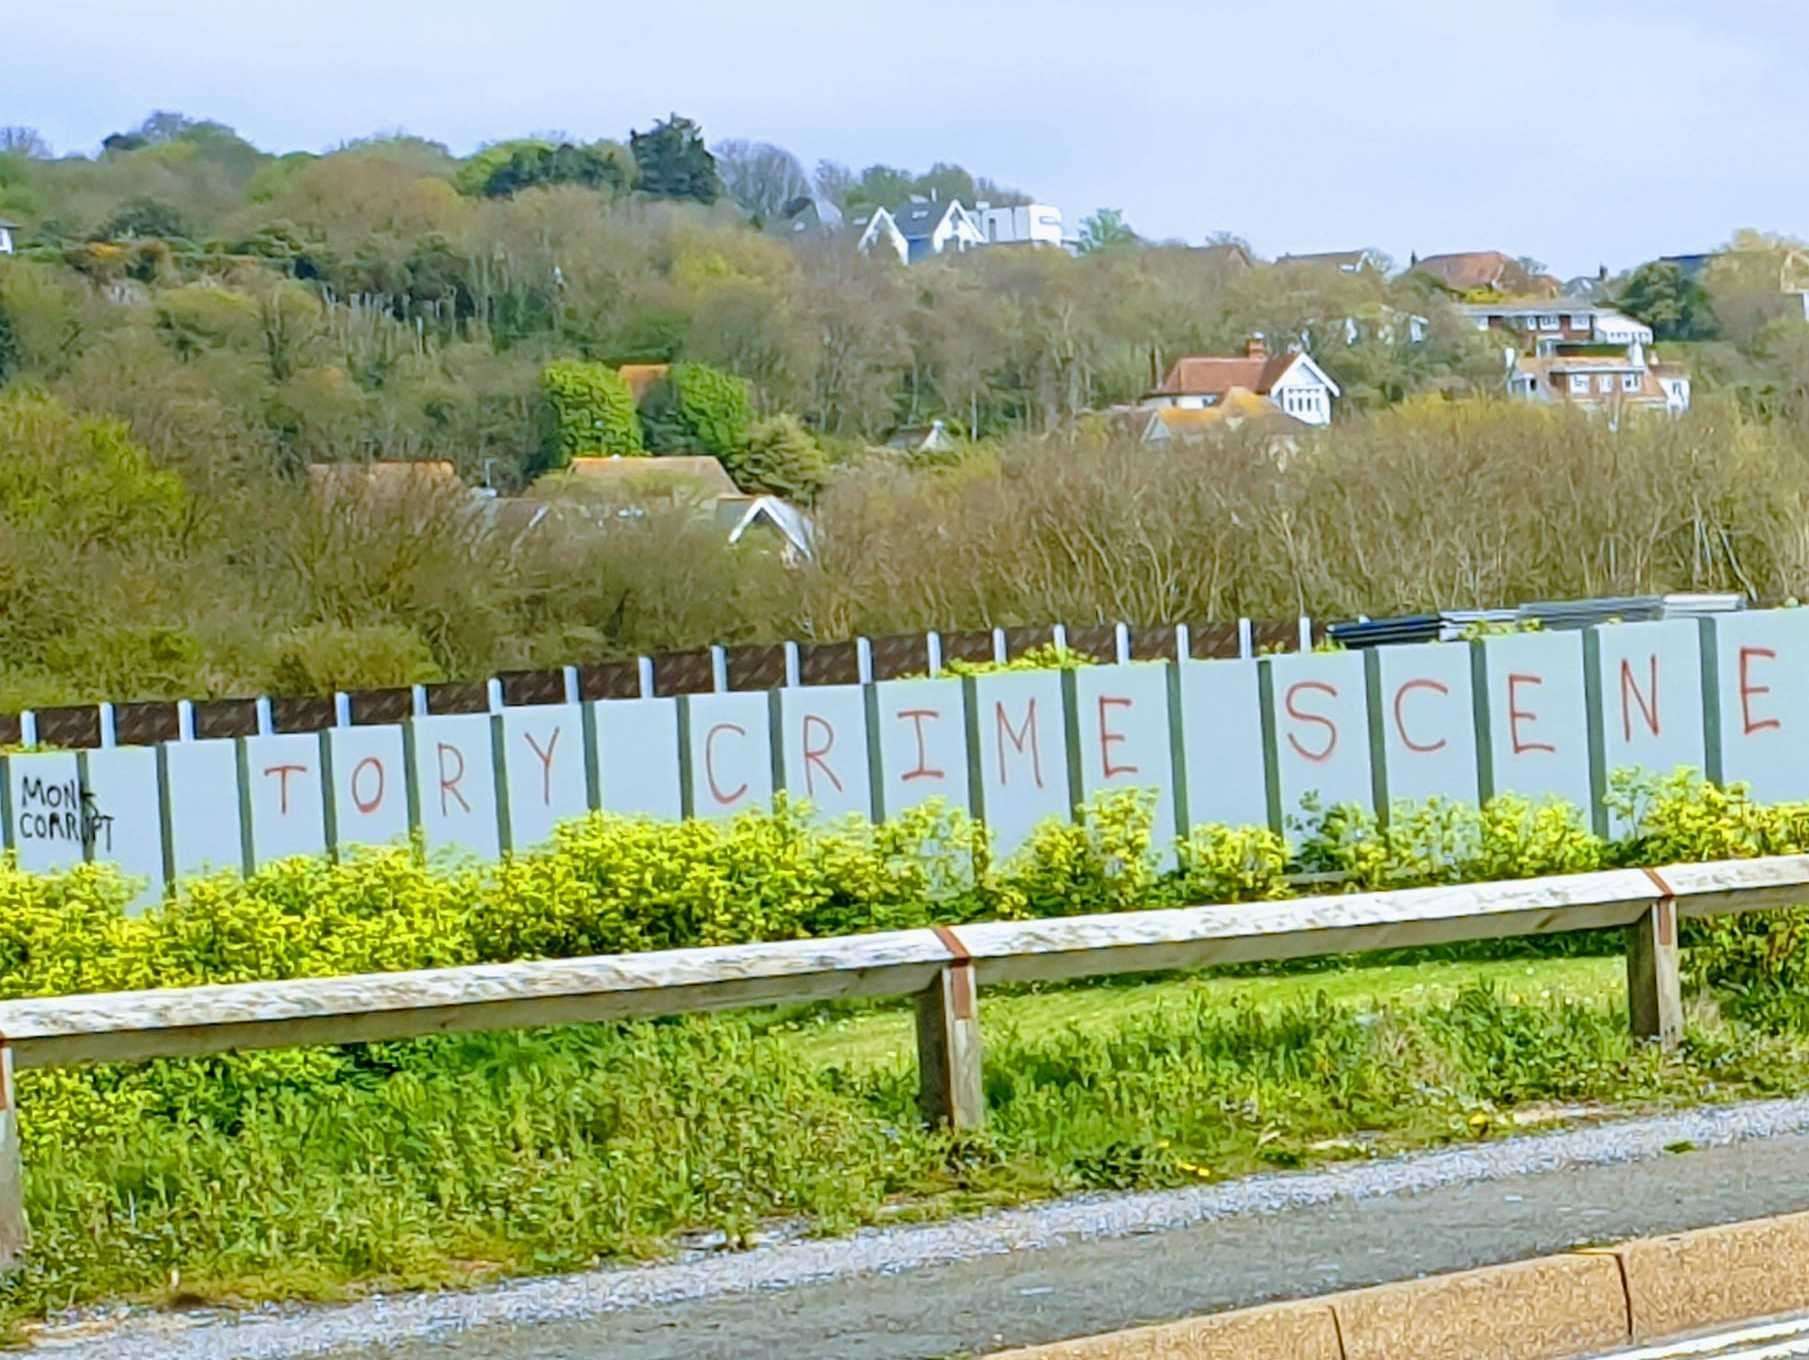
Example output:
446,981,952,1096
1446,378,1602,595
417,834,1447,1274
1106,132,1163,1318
642,362,752,457
813,160,856,210
843,164,914,214
0,127,49,158
729,414,829,501
100,196,192,241
540,360,642,467
629,114,722,204
1078,208,1139,254
457,139,633,199
1617,261,1715,341
713,140,811,223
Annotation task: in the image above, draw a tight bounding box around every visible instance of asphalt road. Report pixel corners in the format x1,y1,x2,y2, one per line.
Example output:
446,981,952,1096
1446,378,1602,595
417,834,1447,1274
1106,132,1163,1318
50,1099,1809,1360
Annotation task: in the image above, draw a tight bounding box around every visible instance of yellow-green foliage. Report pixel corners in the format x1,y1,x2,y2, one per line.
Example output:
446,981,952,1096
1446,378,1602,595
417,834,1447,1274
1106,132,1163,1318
941,643,1098,678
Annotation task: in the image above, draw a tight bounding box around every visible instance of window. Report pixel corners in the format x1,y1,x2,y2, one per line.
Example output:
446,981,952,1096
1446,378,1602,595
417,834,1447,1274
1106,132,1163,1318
1598,374,1614,393
1569,314,1591,333
1623,373,1640,392
1540,314,1560,330
1569,373,1591,395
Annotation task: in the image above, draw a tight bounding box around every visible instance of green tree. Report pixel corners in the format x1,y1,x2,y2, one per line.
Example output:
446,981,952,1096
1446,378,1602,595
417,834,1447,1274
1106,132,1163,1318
1617,261,1715,341
628,114,722,204
730,414,829,501
0,392,187,547
457,139,633,199
642,361,752,458
100,196,192,241
540,360,642,467
1078,208,1139,254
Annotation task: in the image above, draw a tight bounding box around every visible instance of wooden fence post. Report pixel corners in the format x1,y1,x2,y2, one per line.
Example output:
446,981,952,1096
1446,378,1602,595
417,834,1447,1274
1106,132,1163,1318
0,1043,27,1268
1627,870,1682,1049
917,927,984,1131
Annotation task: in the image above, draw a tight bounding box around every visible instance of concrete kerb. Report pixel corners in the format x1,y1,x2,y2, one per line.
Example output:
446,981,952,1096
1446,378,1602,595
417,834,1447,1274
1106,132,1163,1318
989,1210,1809,1360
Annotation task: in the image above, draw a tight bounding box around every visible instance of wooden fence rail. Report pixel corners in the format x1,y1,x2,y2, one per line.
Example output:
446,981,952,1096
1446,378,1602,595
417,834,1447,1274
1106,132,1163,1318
1,853,1806,1266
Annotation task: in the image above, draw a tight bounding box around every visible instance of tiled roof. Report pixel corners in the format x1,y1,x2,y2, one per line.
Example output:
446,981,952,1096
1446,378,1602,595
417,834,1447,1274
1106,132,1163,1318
1412,251,1514,290
562,455,738,498
1276,249,1370,269
616,363,670,401
1156,353,1296,397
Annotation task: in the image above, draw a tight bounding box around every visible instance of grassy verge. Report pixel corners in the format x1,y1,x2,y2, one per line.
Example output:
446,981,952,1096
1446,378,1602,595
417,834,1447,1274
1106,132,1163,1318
12,954,1809,1330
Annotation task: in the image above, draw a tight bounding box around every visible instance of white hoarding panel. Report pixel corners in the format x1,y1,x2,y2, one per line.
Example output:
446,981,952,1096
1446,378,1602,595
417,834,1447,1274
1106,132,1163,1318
1370,642,1481,808
683,692,774,820
160,739,246,879
1177,659,1270,832
325,725,411,853
594,698,683,820
80,745,165,908
1265,651,1374,835
970,670,1070,858
777,685,873,821
1478,631,1593,813
1590,619,1706,833
1069,663,1179,846
241,733,328,865
3,752,85,874
499,704,589,851
1711,609,1809,804
406,715,502,861
872,678,971,819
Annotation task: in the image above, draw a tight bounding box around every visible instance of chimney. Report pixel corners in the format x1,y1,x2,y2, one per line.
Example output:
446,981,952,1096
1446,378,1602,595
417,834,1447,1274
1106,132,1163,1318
1245,334,1267,359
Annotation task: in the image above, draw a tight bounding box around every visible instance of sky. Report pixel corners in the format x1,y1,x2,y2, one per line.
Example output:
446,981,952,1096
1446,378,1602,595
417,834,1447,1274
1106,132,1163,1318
11,1,1806,277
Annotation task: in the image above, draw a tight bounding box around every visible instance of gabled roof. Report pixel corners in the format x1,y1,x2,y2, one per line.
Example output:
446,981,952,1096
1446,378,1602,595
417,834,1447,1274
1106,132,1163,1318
0,219,18,230
1276,249,1376,270
1411,250,1517,291
558,454,738,500
718,494,814,560
1155,349,1342,402
1157,353,1292,397
889,198,973,241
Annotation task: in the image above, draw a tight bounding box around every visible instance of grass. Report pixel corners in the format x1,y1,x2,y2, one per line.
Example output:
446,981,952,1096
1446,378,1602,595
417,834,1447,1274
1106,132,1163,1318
766,955,1629,1071
13,951,1809,1333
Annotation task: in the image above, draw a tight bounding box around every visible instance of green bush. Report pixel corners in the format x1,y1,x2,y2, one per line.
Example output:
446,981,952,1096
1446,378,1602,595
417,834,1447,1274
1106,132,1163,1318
731,413,830,501
641,361,750,458
539,360,641,467
266,622,445,694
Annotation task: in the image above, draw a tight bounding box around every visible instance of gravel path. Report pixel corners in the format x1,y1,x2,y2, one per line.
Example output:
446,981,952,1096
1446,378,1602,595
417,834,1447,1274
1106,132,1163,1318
36,1096,1809,1360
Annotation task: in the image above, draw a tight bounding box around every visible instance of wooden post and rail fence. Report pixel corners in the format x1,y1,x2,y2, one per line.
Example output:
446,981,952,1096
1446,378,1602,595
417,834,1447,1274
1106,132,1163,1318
0,854,1802,1266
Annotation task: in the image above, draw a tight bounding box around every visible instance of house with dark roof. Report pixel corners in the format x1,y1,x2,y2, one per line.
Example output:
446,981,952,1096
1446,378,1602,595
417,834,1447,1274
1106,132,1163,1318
851,197,985,264
1141,337,1342,427
0,220,16,256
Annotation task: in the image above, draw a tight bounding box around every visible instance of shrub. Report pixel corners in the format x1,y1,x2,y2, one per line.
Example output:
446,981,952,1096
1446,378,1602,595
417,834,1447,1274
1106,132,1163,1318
539,360,641,467
266,622,445,694
641,361,751,458
731,414,830,501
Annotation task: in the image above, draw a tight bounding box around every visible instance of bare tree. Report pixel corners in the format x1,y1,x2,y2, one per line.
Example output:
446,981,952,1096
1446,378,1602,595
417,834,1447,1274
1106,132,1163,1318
0,126,51,158
712,139,812,223
812,159,856,211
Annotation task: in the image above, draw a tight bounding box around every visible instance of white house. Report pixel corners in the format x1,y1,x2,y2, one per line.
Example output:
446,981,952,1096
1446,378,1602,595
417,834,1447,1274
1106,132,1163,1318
1142,337,1341,428
1459,300,1654,349
0,220,15,256
852,197,984,264
971,202,1069,249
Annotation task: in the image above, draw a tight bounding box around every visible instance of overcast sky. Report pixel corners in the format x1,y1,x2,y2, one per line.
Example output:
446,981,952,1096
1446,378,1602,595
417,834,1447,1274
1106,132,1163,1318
13,1,1802,276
